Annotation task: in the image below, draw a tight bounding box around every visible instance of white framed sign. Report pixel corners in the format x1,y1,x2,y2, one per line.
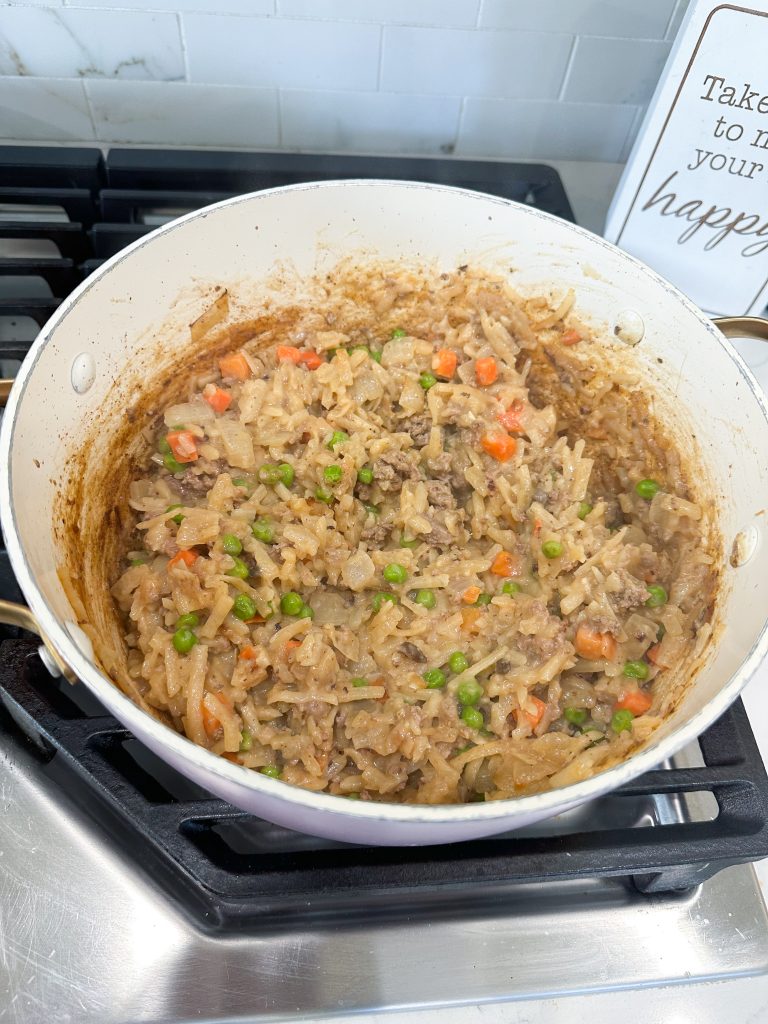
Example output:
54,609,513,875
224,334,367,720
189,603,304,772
605,2,768,316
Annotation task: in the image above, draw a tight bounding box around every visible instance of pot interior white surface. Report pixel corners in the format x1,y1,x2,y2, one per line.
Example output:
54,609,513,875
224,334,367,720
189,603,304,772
3,180,768,845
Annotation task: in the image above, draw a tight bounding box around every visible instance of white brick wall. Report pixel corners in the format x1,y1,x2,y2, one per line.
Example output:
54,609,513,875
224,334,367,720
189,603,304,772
0,0,690,160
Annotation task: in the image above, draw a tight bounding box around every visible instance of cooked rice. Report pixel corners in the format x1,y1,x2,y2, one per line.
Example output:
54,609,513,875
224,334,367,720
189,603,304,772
111,264,716,803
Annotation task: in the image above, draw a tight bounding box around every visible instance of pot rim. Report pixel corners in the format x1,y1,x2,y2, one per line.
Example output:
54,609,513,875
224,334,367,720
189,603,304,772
3,177,768,825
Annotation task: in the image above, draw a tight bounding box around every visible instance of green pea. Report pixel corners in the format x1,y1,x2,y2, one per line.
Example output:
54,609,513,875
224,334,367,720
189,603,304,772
564,707,588,726
166,503,184,525
260,764,282,779
419,372,437,391
399,536,419,548
414,588,436,609
541,540,563,559
351,677,369,688
657,623,666,641
172,627,198,654
327,430,349,450
448,651,469,674
461,706,484,730
475,592,492,606
372,591,398,613
232,594,257,620
457,678,483,705
258,463,281,485
239,729,253,753
611,709,634,734
252,518,274,544
578,501,592,520
502,582,520,595
315,487,334,504
278,463,295,487
383,563,408,584
364,503,380,516
129,555,148,566
371,350,382,363
175,612,199,629
226,556,249,579
645,585,668,608
232,477,253,491
391,327,407,338
158,436,172,456
635,478,660,500
357,466,374,485
324,464,343,485
221,533,243,556
623,660,649,681
298,603,314,619
423,668,446,689
280,591,304,616
163,452,183,474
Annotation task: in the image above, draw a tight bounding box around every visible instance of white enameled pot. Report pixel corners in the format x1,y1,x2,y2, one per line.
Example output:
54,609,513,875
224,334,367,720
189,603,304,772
2,180,768,846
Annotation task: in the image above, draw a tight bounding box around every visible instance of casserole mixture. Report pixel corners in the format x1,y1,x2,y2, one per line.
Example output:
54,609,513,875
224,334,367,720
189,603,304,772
112,266,715,802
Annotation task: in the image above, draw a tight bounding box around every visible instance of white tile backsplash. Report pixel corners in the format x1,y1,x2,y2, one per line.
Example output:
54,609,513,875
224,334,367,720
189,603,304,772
0,6,184,80
0,0,691,161
563,36,671,105
86,79,278,146
64,0,273,11
281,89,461,154
183,14,380,91
276,0,479,27
458,96,639,162
0,75,93,138
479,0,677,38
381,26,572,100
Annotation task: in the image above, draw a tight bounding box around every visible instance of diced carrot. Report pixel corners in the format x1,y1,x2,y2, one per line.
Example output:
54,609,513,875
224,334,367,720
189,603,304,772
518,695,546,729
168,549,196,570
533,518,542,537
244,615,266,625
166,430,198,463
202,382,232,414
475,356,498,386
433,348,458,379
201,702,221,739
222,752,242,764
561,329,582,347
463,585,482,604
574,623,617,661
461,607,482,632
616,689,653,715
498,398,526,433
298,349,323,370
239,644,258,660
481,432,517,462
647,643,669,668
276,345,303,364
285,639,301,650
277,346,323,369
490,551,516,577
218,351,251,380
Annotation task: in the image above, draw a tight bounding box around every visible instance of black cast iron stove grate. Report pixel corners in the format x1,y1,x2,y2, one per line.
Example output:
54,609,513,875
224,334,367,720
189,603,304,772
1,146,767,932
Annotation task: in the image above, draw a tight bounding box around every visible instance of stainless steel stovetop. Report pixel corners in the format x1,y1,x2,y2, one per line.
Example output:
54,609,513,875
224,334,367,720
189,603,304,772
1,147,768,1024
2,716,767,1023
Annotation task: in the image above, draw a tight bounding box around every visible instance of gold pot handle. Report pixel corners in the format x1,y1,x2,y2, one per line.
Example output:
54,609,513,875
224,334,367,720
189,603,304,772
0,599,77,682
0,380,11,407
713,316,768,341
